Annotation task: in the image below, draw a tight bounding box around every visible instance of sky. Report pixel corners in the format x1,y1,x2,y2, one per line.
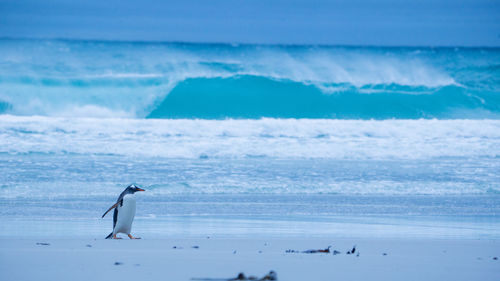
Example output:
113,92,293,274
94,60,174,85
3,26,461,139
0,0,499,46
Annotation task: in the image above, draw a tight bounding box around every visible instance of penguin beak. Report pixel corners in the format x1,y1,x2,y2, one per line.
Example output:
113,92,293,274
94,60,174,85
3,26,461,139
137,188,145,191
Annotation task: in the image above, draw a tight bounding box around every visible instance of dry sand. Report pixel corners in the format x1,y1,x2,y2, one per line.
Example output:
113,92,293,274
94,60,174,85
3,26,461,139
1,237,499,281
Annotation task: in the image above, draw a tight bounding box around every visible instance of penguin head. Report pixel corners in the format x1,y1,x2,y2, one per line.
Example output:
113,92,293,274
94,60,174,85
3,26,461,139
126,184,145,193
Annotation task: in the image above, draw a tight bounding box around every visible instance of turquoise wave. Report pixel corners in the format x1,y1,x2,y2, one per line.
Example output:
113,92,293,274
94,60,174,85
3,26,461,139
0,100,11,113
148,75,500,119
0,39,499,119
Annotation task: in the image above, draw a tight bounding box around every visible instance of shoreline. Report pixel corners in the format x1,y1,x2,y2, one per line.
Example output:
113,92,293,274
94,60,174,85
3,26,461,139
2,213,500,240
2,193,500,240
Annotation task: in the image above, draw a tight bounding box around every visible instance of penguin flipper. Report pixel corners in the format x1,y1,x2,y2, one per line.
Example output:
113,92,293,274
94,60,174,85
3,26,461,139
105,232,113,239
102,202,120,218
113,208,118,229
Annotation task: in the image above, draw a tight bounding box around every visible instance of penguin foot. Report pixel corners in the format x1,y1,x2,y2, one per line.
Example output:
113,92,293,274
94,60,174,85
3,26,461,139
128,234,141,239
112,234,122,239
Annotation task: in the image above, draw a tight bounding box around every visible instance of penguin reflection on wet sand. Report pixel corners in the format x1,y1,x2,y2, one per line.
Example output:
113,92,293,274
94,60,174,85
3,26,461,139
102,184,145,239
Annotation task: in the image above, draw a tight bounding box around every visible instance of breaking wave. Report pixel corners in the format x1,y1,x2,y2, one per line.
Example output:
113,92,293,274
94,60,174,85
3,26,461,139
0,39,499,119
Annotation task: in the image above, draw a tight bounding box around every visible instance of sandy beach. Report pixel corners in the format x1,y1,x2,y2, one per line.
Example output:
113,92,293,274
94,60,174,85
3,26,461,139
1,237,499,281
1,193,500,280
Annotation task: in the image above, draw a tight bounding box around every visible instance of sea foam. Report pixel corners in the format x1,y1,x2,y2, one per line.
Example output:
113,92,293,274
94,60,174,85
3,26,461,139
1,116,499,159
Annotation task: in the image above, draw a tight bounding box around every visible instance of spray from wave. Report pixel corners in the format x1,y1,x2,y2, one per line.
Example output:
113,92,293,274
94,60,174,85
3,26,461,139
0,39,499,119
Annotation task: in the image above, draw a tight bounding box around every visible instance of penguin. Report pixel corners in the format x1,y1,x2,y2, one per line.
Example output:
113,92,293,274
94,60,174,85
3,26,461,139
102,184,145,239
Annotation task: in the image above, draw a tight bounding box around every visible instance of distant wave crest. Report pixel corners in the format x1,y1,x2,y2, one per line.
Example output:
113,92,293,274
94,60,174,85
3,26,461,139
0,39,499,119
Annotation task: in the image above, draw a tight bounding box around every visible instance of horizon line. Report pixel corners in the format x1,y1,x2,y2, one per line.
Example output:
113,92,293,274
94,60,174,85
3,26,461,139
1,36,499,49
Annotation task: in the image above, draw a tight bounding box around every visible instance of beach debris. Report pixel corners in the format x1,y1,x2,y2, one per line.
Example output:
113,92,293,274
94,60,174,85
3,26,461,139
192,271,277,281
230,271,277,281
36,242,50,246
234,273,247,280
302,246,331,254
173,246,184,249
382,253,388,256
286,245,360,256
286,246,337,254
346,246,356,255
114,262,123,266
192,246,200,249
261,271,277,280
86,244,92,248
493,257,498,260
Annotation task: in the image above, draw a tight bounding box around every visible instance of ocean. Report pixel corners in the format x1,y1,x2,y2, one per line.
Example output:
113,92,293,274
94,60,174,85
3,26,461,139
0,38,499,239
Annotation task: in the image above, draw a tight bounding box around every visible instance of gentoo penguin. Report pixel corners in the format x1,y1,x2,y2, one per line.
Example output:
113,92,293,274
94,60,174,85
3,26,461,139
102,184,145,239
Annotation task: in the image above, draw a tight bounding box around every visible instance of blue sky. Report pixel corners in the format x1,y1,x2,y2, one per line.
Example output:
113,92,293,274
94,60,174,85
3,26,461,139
0,0,499,46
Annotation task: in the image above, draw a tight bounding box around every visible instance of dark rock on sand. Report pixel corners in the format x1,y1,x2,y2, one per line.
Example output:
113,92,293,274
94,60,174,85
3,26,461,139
114,262,123,265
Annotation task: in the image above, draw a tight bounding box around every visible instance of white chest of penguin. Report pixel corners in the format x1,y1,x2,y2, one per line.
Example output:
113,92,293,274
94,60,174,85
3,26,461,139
114,194,136,234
